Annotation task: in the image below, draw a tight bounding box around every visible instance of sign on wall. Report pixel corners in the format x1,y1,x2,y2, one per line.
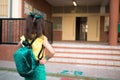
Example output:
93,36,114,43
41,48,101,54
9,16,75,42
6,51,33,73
24,1,33,14
24,1,47,19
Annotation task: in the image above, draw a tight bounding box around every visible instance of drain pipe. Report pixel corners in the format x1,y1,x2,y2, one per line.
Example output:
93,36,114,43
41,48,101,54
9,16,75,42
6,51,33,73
10,0,12,18
9,0,13,43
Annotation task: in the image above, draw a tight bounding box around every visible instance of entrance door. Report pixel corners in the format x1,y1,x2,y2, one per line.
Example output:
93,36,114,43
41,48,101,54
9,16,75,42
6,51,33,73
76,17,87,41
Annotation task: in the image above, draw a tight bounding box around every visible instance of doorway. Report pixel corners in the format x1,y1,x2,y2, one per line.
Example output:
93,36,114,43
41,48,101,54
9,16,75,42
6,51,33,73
76,17,87,41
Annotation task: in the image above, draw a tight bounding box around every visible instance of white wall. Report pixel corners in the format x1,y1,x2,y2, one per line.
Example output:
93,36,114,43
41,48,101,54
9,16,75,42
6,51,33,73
12,0,22,18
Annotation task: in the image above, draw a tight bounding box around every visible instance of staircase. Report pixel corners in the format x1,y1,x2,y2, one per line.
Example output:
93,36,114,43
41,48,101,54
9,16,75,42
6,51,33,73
49,41,120,69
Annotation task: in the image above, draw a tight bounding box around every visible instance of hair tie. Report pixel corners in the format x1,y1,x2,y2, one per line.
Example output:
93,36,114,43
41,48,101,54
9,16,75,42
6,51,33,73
29,12,43,22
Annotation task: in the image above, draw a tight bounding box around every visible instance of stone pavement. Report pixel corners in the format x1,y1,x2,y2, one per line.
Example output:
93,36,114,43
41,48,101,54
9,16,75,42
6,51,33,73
0,60,120,80
0,60,61,80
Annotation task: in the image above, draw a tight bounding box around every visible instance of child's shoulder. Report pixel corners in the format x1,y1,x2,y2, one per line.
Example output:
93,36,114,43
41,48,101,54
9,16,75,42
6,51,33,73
20,35,25,41
38,35,47,40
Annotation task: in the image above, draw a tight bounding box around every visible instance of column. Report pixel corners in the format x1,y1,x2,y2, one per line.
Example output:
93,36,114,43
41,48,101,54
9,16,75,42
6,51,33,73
109,0,119,45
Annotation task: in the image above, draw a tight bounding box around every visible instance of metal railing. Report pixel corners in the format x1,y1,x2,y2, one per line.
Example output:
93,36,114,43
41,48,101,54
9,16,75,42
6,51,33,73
0,18,53,44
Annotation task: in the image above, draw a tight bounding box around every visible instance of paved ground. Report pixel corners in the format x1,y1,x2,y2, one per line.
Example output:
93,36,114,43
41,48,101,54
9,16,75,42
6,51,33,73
0,60,61,80
0,60,120,80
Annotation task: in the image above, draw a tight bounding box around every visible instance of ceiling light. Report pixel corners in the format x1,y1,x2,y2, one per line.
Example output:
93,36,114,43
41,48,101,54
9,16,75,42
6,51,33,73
73,0,77,6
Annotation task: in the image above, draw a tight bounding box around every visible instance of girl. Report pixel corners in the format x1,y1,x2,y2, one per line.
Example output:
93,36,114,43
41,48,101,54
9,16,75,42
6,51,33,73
19,13,55,80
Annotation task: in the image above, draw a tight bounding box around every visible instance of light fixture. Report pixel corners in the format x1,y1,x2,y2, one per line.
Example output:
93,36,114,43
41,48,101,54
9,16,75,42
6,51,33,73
73,0,77,6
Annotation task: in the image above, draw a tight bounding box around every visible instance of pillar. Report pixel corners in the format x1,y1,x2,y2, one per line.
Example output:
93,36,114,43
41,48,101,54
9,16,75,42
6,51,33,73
109,0,119,45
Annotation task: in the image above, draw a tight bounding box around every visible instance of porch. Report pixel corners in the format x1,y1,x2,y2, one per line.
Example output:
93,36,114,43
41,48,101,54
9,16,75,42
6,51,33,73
0,41,120,80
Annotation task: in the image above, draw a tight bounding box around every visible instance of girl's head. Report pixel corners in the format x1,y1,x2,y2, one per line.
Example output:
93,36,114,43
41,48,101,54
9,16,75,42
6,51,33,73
25,13,45,39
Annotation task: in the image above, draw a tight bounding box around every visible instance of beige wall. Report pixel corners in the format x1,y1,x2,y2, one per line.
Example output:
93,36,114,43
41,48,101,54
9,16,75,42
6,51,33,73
53,13,101,41
62,14,76,40
87,16,100,41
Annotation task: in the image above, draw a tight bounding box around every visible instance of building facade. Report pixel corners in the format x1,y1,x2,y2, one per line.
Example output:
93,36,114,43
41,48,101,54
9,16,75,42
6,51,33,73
0,0,119,45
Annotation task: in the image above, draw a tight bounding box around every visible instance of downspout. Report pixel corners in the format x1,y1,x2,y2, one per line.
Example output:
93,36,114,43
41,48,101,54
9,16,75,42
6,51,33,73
9,0,13,42
10,0,12,18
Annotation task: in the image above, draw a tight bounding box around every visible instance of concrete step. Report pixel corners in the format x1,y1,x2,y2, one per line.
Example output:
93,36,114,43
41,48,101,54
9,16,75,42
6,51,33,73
50,42,120,68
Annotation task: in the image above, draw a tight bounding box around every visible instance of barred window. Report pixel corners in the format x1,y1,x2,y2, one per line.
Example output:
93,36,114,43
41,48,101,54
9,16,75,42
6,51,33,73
0,0,8,17
52,17,62,31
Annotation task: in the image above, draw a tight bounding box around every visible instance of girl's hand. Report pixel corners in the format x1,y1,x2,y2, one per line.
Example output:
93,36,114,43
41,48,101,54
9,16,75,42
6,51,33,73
39,58,47,64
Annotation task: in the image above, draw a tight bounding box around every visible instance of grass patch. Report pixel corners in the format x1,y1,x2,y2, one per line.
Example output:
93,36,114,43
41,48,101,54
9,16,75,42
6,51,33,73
0,67,17,72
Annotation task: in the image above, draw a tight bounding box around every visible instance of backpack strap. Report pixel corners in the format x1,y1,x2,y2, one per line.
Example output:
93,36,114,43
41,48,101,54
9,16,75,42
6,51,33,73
29,36,37,46
38,45,45,60
22,35,44,60
22,36,37,48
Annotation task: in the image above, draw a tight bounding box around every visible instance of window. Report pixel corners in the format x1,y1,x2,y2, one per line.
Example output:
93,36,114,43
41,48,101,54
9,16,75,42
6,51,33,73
0,0,8,17
52,17,62,31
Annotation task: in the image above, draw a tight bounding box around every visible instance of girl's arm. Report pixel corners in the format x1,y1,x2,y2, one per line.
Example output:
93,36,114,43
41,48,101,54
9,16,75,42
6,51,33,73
39,36,55,64
43,36,55,60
